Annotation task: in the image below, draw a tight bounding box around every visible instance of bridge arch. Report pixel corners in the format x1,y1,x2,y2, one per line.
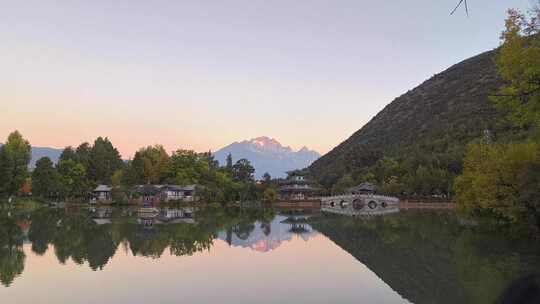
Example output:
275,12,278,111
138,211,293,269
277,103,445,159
353,199,364,210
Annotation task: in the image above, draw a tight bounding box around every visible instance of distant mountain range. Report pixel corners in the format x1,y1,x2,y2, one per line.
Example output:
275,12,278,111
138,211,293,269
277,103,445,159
2,136,320,176
213,136,320,179
29,147,63,168
0,144,63,168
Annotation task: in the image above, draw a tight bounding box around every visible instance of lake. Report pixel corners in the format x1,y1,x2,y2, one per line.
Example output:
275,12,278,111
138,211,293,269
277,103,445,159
1,207,539,304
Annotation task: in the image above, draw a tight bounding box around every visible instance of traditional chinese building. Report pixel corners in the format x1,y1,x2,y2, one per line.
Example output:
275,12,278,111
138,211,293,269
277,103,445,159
346,182,376,195
132,184,198,206
91,185,113,203
160,185,196,202
277,171,319,207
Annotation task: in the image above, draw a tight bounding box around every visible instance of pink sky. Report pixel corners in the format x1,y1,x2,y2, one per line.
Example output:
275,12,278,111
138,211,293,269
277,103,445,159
1,0,531,158
3,236,408,303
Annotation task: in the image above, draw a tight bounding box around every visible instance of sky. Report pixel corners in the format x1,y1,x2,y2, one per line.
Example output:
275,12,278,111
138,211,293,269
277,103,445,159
0,0,535,158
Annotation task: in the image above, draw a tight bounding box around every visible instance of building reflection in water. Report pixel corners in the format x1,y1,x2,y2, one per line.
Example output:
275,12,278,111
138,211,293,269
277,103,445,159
219,214,317,253
1,207,540,304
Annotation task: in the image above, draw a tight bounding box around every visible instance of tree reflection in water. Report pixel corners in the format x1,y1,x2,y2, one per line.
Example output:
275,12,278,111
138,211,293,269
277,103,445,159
311,211,540,304
0,207,276,286
28,209,118,270
2,207,539,304
0,212,26,287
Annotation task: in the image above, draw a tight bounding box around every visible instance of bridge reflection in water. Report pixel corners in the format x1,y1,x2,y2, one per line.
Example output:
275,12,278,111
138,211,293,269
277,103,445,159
2,207,540,304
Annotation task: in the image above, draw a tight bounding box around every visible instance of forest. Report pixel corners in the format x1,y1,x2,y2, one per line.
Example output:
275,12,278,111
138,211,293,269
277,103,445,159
309,6,540,232
0,132,277,205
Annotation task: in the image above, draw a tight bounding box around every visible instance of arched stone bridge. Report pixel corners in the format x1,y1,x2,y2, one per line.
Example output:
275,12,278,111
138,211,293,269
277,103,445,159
321,194,400,216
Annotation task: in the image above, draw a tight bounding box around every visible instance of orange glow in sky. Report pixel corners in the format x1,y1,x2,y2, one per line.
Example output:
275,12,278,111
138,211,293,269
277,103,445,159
1,1,530,158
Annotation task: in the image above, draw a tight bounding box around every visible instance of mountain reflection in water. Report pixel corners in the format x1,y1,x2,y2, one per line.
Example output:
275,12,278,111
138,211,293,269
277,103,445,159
1,207,539,304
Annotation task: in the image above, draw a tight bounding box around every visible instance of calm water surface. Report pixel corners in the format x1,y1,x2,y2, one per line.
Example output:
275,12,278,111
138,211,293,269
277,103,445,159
1,207,539,304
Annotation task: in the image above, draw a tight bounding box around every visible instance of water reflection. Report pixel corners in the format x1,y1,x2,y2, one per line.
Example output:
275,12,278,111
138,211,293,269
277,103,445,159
1,207,539,304
0,207,291,283
0,213,25,287
219,214,317,252
311,212,540,304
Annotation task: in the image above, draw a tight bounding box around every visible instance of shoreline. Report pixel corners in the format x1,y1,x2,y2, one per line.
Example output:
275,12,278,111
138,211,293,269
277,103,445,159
399,200,456,210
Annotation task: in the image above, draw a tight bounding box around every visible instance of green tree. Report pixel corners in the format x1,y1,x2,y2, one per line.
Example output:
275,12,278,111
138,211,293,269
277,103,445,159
492,7,540,133
0,131,31,196
453,7,540,232
226,153,233,171
75,142,92,169
263,187,277,203
197,170,237,203
121,162,138,188
380,175,403,196
110,169,124,187
232,159,255,182
59,146,78,162
358,172,377,184
32,157,60,198
518,163,540,228
88,137,123,184
167,149,208,185
200,151,219,170
131,145,170,184
372,157,402,184
261,172,275,190
238,182,259,201
454,142,540,227
57,159,88,199
331,174,355,194
404,165,450,196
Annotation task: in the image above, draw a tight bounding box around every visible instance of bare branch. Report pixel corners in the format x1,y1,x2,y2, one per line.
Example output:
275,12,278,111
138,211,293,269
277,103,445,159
451,0,469,16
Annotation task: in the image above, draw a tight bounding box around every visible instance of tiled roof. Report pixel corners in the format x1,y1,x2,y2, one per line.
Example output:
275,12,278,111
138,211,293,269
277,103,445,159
94,185,112,192
162,185,196,191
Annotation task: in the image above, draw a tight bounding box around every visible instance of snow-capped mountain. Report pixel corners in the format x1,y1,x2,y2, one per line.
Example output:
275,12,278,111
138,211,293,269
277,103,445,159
213,136,320,179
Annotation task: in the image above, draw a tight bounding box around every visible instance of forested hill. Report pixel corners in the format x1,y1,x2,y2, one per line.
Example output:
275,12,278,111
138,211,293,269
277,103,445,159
310,49,506,188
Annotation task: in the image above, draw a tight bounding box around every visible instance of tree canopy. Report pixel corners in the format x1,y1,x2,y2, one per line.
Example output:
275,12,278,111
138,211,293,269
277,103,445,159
87,137,124,184
455,6,540,232
492,6,540,134
232,159,255,182
455,142,540,226
0,131,31,196
57,159,88,199
131,145,170,184
58,138,123,186
32,157,60,198
167,150,210,185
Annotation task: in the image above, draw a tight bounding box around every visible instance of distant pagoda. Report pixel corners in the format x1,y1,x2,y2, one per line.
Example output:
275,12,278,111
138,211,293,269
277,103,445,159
278,170,318,201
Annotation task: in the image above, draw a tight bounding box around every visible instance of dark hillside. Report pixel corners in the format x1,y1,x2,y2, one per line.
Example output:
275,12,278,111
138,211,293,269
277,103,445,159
310,50,506,188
